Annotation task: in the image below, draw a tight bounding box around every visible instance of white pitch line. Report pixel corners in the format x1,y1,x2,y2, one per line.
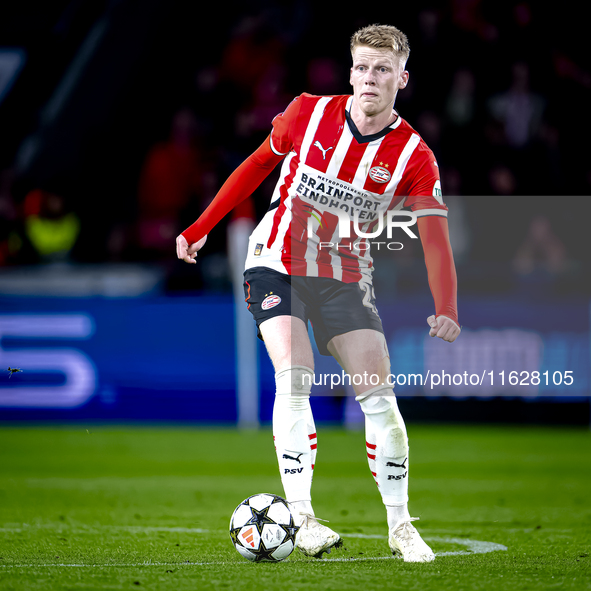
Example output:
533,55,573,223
327,538,507,558
0,562,240,568
343,533,386,539
0,524,506,567
428,537,507,555
0,526,210,534
345,533,507,556
0,537,506,568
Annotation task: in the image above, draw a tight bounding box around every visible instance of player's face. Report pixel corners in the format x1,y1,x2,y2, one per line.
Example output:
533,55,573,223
350,46,409,117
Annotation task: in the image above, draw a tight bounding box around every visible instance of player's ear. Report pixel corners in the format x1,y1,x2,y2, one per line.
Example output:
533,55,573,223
399,70,409,90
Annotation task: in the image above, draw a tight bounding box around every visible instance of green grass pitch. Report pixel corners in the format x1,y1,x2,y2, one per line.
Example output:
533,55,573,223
0,423,589,590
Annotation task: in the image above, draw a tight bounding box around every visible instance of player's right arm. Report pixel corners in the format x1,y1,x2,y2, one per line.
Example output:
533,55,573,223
176,136,285,262
176,95,303,263
176,234,207,264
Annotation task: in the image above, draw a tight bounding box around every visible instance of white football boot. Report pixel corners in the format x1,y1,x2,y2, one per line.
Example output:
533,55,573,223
388,518,435,563
295,513,342,558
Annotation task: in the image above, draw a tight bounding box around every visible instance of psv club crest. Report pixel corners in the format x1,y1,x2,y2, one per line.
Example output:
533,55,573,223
261,294,281,310
368,165,391,183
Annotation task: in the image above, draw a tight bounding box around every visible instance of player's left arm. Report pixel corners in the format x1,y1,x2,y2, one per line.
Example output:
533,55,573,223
417,215,461,343
405,148,460,343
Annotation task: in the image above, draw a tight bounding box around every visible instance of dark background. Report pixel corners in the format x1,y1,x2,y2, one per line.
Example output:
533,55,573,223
1,0,590,290
0,1,589,424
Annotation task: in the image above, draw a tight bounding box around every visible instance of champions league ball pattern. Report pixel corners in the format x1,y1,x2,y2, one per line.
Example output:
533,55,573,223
229,494,299,562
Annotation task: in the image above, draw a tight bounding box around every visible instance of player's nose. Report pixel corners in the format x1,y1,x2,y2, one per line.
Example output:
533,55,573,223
364,70,377,84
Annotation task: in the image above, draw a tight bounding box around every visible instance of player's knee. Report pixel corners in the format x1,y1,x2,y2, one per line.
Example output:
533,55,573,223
377,354,391,386
355,384,393,413
275,365,313,396
275,366,313,411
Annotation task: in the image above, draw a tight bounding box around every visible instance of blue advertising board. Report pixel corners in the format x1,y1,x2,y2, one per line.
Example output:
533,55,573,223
0,295,589,423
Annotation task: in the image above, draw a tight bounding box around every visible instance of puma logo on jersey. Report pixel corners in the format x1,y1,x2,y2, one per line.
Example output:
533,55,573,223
313,140,333,160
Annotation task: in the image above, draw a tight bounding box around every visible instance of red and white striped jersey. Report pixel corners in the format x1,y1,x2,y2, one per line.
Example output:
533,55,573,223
244,93,447,283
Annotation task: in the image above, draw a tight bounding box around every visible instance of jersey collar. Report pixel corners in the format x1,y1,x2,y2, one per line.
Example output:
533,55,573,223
345,95,401,144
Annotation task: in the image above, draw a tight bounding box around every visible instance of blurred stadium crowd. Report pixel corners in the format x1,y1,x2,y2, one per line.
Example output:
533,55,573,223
0,0,589,297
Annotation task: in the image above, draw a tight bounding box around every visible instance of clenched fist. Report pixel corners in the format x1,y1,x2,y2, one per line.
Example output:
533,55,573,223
426,315,461,343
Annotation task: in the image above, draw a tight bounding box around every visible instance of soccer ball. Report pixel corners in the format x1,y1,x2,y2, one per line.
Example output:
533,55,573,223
229,493,299,562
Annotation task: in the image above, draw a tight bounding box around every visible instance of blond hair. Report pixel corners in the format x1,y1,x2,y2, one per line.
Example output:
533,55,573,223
350,24,410,64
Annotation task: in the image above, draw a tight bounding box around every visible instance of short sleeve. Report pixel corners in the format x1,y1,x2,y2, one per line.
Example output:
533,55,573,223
404,147,448,218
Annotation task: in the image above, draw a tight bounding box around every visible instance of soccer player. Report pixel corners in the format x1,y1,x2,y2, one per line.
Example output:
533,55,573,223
177,24,460,562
